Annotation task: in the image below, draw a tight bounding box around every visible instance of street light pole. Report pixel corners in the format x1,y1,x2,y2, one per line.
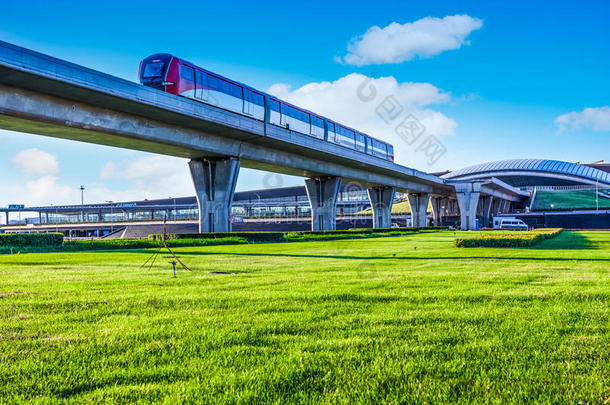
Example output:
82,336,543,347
80,185,85,222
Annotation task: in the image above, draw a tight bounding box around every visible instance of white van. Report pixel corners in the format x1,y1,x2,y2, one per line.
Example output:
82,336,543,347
493,217,528,230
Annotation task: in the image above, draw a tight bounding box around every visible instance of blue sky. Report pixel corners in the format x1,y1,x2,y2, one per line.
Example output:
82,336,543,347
0,0,608,215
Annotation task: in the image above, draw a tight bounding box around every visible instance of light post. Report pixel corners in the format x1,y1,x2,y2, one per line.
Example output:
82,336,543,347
80,185,85,222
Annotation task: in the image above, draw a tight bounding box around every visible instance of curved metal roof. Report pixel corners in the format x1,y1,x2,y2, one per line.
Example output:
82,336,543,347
442,159,610,186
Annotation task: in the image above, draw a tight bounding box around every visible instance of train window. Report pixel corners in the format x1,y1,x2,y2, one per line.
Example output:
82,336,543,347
282,105,310,122
180,65,195,81
269,99,280,112
365,136,374,154
195,71,208,100
372,139,388,157
142,61,166,78
355,133,366,152
244,89,264,106
337,126,355,147
207,75,243,98
311,116,324,128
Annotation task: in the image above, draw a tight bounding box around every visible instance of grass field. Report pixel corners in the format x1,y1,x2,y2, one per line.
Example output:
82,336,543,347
1,230,608,403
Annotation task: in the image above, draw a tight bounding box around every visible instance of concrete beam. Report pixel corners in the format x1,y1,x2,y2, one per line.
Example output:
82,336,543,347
407,193,430,227
367,187,395,229
189,158,240,233
0,84,440,195
305,177,341,231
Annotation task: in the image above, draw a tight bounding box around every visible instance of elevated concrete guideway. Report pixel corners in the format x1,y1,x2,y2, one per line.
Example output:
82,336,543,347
0,41,527,231
0,40,459,231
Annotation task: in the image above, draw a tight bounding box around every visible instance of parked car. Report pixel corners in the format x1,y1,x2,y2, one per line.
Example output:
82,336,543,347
498,218,528,230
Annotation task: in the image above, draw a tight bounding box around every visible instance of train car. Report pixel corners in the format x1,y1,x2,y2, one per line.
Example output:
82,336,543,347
139,54,394,161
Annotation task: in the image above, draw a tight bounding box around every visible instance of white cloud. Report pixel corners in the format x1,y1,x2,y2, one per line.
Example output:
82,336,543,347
555,106,610,132
6,176,77,207
338,15,483,66
99,155,193,198
12,148,59,176
268,73,456,168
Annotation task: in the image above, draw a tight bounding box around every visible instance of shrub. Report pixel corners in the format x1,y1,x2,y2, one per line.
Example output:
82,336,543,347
455,229,563,248
0,233,63,247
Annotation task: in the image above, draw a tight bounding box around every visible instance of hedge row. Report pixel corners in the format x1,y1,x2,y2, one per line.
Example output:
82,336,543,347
150,227,448,243
455,229,563,248
0,237,248,254
0,233,63,247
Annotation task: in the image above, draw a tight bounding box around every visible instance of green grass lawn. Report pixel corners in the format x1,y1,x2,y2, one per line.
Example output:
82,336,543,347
1,231,608,403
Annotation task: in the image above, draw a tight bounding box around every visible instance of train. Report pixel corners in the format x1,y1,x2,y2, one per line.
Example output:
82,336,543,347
139,54,394,161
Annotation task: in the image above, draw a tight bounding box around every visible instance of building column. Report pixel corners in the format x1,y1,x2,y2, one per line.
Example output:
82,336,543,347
504,200,511,214
367,187,395,229
189,157,240,233
407,193,430,227
481,196,493,228
305,177,341,231
5,212,9,225
456,192,480,230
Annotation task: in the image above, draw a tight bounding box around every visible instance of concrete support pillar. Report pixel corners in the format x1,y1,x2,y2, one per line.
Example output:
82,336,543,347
305,177,341,231
5,212,8,225
493,199,503,216
189,157,240,233
367,187,395,229
430,196,446,226
456,192,480,230
504,200,511,214
481,196,493,228
407,193,430,227
45,212,49,224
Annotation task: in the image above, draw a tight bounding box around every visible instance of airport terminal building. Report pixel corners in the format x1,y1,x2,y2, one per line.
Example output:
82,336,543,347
2,159,609,237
